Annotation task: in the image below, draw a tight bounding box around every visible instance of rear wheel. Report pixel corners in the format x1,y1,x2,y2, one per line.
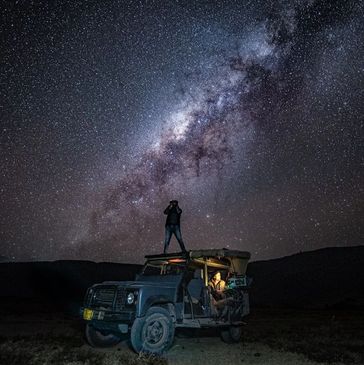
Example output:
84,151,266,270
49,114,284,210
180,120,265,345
130,306,175,354
220,325,242,343
85,324,122,348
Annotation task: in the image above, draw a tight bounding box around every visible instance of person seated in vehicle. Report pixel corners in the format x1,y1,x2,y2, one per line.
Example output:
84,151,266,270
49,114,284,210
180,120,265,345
208,271,226,301
208,271,231,317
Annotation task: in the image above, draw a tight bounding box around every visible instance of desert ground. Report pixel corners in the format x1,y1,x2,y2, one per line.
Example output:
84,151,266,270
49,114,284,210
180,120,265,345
1,309,363,365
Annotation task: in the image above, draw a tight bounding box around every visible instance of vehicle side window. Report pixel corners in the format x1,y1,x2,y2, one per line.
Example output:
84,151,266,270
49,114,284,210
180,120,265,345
143,265,161,275
164,264,185,275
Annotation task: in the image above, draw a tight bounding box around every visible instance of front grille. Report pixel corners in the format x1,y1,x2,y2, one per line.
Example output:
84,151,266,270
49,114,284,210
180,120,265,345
92,287,117,308
115,287,127,310
84,285,130,311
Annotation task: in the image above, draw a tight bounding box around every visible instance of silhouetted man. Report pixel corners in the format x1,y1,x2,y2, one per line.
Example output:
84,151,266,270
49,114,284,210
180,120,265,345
163,200,186,253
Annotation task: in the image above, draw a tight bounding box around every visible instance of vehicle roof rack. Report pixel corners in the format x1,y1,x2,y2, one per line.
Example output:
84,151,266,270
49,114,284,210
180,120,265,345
144,251,188,260
190,248,250,260
145,248,250,260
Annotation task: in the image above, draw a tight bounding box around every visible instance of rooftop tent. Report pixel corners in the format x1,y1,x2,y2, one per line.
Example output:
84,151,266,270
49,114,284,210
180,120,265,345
228,256,250,275
189,249,251,275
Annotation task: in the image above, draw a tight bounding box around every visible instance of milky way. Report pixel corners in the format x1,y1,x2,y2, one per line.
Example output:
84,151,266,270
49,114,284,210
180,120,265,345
1,1,363,263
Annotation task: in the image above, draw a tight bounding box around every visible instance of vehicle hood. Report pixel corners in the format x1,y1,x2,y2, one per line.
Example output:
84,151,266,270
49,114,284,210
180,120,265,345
99,275,182,289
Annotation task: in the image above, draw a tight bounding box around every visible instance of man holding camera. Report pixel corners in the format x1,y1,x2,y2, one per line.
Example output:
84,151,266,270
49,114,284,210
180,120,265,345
163,200,187,254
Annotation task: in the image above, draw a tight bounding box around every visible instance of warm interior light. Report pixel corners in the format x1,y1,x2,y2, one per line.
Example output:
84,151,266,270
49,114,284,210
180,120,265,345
168,258,186,263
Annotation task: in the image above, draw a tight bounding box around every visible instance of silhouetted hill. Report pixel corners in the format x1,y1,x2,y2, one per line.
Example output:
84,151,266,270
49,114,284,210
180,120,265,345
0,246,363,315
0,260,141,315
247,246,364,309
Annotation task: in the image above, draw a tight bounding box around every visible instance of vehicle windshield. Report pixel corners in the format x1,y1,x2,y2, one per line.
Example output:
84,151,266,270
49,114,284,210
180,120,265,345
141,258,186,276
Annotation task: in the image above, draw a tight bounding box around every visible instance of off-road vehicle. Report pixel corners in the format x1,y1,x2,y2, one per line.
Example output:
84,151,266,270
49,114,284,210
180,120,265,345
81,248,251,354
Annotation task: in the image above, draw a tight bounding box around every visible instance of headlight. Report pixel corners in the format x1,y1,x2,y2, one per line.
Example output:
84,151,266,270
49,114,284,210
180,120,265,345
127,292,135,305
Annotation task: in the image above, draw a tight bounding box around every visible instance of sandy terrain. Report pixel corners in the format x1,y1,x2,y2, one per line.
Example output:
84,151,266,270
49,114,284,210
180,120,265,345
1,309,363,365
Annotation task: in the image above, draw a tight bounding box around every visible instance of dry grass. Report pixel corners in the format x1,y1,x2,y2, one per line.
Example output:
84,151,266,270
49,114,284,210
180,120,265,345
0,333,166,365
0,309,363,365
242,309,364,364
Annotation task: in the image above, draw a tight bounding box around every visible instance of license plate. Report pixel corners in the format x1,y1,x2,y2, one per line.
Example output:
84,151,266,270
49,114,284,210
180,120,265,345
83,308,94,320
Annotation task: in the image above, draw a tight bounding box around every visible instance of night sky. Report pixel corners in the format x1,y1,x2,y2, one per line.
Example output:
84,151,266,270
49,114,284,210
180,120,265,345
1,0,363,263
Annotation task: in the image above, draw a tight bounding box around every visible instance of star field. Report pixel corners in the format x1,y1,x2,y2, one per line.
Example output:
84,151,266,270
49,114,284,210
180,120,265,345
0,0,363,263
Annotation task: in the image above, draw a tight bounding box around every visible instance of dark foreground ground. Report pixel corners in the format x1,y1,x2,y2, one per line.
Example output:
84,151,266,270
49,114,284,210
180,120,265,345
1,309,363,365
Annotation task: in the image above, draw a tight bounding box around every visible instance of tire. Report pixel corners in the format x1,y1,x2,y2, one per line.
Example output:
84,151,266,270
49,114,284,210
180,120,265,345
220,325,242,343
130,306,175,355
85,323,122,348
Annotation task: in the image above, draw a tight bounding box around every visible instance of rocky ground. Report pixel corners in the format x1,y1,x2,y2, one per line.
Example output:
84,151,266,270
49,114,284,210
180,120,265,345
1,309,363,365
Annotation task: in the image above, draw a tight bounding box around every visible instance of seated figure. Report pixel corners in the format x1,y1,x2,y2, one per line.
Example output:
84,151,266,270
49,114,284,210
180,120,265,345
208,271,226,301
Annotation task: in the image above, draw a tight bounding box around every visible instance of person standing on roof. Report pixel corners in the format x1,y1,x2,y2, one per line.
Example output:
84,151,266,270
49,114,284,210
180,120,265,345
163,200,187,254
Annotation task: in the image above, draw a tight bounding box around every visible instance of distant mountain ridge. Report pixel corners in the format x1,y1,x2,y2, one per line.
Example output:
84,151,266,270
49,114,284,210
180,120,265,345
247,245,364,308
0,246,363,313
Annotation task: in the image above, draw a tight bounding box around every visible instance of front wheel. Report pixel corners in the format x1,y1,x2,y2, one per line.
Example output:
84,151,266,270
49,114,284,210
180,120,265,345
220,325,242,343
130,306,175,354
85,324,122,348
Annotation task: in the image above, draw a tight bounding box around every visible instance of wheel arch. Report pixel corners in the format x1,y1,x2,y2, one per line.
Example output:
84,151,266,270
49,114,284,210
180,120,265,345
140,296,176,321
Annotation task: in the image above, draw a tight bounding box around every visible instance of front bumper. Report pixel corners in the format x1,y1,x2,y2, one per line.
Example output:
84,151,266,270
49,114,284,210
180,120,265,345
80,307,136,324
